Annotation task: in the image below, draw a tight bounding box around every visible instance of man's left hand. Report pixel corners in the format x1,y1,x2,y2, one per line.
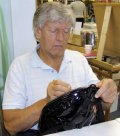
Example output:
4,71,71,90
95,79,118,104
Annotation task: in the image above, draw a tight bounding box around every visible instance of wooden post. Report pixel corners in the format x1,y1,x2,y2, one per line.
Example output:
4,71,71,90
97,6,112,60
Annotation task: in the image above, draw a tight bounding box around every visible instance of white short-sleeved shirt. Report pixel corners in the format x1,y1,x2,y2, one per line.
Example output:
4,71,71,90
2,49,99,129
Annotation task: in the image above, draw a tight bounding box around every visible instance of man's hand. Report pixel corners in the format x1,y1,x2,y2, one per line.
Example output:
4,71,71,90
47,80,71,101
95,79,118,104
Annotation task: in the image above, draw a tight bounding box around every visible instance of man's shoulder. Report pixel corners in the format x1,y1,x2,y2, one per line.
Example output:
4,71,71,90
14,52,32,62
10,51,34,69
65,49,85,59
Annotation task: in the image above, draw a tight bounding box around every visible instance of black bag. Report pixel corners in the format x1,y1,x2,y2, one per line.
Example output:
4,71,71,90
38,84,105,135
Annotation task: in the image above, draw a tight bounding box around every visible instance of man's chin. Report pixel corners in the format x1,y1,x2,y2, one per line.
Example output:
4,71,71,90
51,52,64,59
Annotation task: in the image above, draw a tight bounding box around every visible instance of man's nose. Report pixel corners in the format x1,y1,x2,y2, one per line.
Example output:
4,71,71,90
56,30,64,41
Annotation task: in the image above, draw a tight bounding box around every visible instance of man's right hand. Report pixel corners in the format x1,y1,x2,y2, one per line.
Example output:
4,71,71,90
47,80,71,101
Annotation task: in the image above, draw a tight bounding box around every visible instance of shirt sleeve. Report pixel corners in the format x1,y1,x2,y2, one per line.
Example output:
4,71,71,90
81,55,100,85
2,58,27,109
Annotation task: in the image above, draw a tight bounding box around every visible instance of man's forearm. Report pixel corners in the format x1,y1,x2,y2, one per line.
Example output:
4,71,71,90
3,98,48,135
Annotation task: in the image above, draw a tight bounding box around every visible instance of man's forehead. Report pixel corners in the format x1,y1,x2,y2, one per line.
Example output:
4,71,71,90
45,20,72,28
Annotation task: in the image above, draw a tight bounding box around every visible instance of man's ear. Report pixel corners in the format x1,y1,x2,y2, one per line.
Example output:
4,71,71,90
35,28,41,41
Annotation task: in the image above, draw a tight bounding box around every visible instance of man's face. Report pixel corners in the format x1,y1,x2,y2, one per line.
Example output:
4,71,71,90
37,20,72,59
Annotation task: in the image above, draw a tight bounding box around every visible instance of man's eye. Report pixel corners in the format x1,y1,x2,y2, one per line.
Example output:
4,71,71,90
49,29,56,33
64,29,70,33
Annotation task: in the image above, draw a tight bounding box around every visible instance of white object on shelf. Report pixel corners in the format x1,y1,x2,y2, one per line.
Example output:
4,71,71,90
73,22,82,35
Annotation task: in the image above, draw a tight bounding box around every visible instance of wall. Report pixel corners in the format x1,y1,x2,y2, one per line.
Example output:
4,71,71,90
0,0,36,97
0,0,13,96
0,0,36,59
0,0,13,60
11,0,36,58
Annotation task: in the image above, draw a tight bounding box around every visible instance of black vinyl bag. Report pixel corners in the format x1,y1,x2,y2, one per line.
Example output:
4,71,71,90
38,84,105,135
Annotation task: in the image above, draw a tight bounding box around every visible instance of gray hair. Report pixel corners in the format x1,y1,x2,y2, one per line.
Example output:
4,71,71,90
33,2,75,38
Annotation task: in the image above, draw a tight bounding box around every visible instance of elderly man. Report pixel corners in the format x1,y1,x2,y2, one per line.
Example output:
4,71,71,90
2,2,117,136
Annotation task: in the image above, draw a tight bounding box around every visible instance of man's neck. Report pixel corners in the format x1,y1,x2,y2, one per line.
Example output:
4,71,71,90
38,49,64,72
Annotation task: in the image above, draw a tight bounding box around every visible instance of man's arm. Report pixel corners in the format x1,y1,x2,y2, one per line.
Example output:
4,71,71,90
3,79,71,135
3,98,47,135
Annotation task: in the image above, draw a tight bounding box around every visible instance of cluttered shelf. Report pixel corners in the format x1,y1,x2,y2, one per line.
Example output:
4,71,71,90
67,33,120,85
67,42,120,78
67,33,120,75
67,33,98,58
